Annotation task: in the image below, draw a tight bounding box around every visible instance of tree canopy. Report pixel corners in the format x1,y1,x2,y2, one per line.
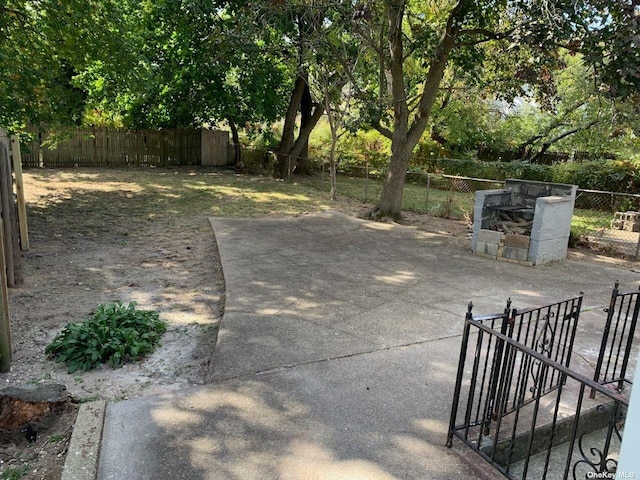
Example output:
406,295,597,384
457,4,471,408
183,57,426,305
2,0,638,218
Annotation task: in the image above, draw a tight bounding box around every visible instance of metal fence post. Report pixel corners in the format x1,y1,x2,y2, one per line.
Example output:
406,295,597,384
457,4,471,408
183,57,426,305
364,162,369,203
425,173,430,213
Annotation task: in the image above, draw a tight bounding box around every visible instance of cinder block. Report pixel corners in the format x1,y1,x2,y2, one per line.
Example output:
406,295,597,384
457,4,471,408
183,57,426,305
503,246,529,262
504,234,530,249
518,261,534,267
477,229,503,244
480,241,499,257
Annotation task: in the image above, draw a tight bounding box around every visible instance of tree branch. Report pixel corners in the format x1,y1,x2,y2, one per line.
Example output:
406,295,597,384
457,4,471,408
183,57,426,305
407,0,471,147
372,122,393,140
517,100,586,153
529,118,602,162
458,27,515,46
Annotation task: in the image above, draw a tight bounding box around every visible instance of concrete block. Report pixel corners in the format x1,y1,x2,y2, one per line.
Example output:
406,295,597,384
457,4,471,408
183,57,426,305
503,246,529,262
476,239,499,257
531,197,574,241
478,229,503,244
529,237,570,265
504,234,530,249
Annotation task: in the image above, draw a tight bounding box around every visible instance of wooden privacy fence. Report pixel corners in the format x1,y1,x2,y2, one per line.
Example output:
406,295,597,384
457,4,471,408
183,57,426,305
21,128,229,168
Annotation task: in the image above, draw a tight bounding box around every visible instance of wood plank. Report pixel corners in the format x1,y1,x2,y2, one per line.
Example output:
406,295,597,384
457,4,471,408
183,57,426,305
0,220,11,370
10,135,29,251
0,134,14,287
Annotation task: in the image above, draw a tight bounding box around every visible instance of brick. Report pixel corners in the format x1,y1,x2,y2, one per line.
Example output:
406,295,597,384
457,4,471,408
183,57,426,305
504,234,530,249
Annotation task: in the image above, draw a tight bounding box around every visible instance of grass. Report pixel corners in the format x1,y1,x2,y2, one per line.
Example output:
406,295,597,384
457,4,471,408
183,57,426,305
24,169,345,224
572,208,612,232
1,466,30,480
299,173,477,219
24,167,621,238
301,173,620,235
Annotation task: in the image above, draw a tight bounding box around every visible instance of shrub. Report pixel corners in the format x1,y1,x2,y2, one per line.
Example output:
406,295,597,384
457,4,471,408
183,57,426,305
551,159,639,192
422,157,552,182
45,302,166,373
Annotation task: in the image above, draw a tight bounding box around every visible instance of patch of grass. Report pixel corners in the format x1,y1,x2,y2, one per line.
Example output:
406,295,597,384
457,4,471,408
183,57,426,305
571,208,612,232
25,169,339,228
300,173,474,219
45,302,166,373
1,465,30,480
48,434,65,443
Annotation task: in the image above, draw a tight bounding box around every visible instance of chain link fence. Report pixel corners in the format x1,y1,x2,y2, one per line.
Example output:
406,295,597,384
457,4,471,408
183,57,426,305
573,189,640,257
304,162,640,258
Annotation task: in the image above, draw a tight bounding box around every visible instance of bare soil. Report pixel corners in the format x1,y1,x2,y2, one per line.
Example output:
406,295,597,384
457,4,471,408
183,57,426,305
2,168,226,479
0,167,633,480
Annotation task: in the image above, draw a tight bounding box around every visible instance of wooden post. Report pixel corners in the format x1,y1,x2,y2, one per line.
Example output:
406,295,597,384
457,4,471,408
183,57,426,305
0,137,15,287
0,133,22,286
10,135,29,251
0,220,11,371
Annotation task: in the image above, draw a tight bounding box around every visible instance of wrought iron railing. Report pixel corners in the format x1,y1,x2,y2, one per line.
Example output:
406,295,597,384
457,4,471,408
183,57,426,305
592,282,639,397
447,297,628,480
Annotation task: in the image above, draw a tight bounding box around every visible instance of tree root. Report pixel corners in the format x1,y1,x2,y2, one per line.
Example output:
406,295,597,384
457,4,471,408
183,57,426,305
363,205,403,223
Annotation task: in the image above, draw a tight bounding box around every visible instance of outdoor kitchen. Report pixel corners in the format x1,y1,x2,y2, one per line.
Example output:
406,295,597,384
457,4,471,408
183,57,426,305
471,179,578,266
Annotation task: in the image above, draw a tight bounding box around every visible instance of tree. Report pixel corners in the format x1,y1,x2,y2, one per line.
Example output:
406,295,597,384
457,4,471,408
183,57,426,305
0,0,134,130
346,0,640,221
234,1,360,179
79,0,292,158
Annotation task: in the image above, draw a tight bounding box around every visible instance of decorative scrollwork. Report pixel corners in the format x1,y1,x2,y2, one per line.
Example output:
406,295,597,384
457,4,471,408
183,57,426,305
534,312,556,356
528,313,557,396
572,403,625,480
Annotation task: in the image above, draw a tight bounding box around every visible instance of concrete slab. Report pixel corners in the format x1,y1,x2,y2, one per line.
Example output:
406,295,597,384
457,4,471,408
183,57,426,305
62,401,106,480
99,338,482,480
98,211,640,480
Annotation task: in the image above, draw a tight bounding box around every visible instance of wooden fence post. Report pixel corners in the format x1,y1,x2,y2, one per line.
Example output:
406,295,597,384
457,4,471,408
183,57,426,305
10,135,29,251
0,131,22,286
0,130,12,371
0,220,11,371
0,135,14,287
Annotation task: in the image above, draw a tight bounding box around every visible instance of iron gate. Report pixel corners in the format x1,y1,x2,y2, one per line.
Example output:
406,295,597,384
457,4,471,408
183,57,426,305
446,295,629,479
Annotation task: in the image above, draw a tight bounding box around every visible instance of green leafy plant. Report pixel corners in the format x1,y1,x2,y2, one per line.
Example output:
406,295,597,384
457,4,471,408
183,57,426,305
45,302,166,373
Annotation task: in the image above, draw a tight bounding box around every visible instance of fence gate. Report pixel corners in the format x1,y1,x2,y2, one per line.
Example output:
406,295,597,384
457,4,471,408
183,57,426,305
592,282,640,396
446,295,630,480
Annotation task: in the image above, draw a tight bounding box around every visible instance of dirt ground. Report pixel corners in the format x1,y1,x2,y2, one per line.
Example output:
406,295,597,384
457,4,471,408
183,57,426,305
2,168,226,479
0,167,635,480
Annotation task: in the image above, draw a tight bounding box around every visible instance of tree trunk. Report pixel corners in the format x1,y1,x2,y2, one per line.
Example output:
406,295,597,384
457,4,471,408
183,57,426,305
297,82,313,175
368,144,411,221
368,0,469,221
228,119,241,165
327,107,338,201
275,74,307,178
